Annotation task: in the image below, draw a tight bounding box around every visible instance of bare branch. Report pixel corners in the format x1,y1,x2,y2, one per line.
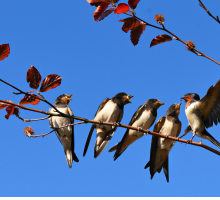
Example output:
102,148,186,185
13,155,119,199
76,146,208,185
0,79,63,115
29,121,86,138
1,99,220,156
198,0,220,24
121,7,220,65
132,15,220,65
17,115,50,122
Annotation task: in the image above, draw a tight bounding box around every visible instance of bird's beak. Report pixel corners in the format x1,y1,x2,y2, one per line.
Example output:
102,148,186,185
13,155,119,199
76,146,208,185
175,103,182,110
127,95,133,103
181,96,186,100
65,94,72,102
157,100,165,106
154,100,164,108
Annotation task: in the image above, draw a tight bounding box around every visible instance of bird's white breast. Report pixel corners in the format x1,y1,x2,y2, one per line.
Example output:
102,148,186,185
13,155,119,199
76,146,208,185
129,110,154,138
185,102,204,133
95,101,120,122
50,107,72,136
159,119,178,151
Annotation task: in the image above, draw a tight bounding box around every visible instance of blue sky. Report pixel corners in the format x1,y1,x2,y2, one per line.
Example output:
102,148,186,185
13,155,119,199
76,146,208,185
0,0,220,197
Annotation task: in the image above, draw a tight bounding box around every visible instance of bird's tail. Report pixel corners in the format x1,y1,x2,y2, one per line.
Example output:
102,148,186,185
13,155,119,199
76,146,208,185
65,149,79,168
108,143,119,152
94,128,116,158
203,129,220,148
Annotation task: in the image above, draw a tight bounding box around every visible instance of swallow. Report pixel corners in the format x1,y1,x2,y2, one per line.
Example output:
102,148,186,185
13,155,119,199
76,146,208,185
181,79,220,148
109,99,164,161
83,92,133,158
49,94,79,168
145,103,182,182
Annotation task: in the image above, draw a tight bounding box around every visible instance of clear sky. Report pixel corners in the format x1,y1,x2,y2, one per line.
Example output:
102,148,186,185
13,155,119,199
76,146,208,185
0,0,220,197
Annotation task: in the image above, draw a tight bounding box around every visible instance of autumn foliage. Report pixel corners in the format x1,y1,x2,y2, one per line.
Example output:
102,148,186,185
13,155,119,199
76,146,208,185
0,58,62,119
86,0,172,47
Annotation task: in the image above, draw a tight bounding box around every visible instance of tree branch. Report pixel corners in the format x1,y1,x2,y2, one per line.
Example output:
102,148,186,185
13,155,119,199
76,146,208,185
131,14,220,65
0,79,63,115
17,115,50,122
2,99,219,157
198,0,220,24
28,121,86,138
122,7,220,65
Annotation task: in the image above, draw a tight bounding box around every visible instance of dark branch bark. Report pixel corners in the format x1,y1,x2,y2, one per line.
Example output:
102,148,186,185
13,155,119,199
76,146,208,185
198,0,220,24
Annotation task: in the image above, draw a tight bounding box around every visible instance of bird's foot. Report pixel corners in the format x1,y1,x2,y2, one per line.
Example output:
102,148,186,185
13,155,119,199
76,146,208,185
137,127,143,132
113,122,120,127
99,120,103,124
186,139,193,144
166,134,169,138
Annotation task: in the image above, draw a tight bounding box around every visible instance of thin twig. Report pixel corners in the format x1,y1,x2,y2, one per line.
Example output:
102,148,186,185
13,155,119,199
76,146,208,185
2,99,219,156
123,7,220,65
29,121,86,138
36,90,46,100
131,15,220,65
29,129,54,138
0,79,63,115
198,0,220,24
17,115,50,122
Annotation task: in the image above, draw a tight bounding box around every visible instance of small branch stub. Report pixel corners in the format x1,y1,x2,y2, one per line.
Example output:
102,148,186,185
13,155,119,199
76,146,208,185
24,126,35,137
155,14,165,26
186,40,196,51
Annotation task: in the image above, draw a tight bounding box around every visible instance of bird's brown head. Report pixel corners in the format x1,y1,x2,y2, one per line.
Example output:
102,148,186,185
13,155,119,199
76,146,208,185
55,94,72,106
114,92,133,104
166,103,181,117
146,99,165,109
181,93,200,103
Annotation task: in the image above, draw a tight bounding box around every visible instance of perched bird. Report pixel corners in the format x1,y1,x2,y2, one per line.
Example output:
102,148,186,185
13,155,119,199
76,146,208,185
83,92,133,158
109,99,164,161
181,79,220,148
145,103,182,182
49,94,79,168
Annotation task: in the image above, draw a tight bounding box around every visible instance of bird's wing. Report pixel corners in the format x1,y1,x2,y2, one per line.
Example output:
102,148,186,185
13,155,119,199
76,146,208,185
111,104,145,160
49,108,62,144
67,106,79,162
94,98,110,117
176,121,182,137
94,110,123,158
153,116,166,133
147,116,166,175
83,98,110,157
128,104,146,125
197,79,220,128
48,108,53,127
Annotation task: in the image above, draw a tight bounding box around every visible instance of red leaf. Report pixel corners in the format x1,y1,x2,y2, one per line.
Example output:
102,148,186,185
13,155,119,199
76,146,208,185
98,8,114,21
5,106,15,119
0,100,13,110
150,34,172,47
114,3,129,14
128,0,140,9
26,65,42,89
94,3,109,21
40,74,62,92
0,44,10,61
119,17,140,33
87,0,110,6
130,23,146,46
19,94,41,106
